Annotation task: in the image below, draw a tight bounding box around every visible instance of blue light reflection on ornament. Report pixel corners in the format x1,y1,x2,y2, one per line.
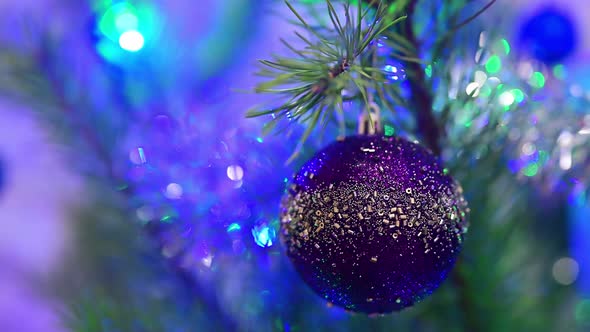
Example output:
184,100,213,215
519,7,577,64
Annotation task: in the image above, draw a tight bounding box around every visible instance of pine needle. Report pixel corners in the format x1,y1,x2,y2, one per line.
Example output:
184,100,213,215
248,0,407,162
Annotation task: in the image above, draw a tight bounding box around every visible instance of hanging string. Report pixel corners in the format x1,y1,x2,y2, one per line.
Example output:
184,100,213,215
358,92,382,135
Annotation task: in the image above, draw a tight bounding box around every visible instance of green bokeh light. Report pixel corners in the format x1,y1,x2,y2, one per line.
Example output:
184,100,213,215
425,64,433,78
115,12,138,31
576,300,590,325
485,55,502,74
553,64,566,80
96,1,155,54
538,150,549,165
96,39,120,62
511,89,524,103
530,72,546,89
346,0,398,13
161,215,174,223
384,125,395,136
522,163,539,177
479,85,492,98
387,3,398,14
98,2,139,42
500,39,510,55
227,223,241,233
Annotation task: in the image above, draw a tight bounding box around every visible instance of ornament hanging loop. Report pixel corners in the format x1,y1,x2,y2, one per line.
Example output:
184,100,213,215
358,101,382,135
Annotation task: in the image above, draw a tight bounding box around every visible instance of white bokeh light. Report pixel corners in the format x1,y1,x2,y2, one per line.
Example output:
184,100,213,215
466,82,481,97
552,257,579,285
226,165,244,181
118,30,145,52
499,91,515,106
165,183,183,199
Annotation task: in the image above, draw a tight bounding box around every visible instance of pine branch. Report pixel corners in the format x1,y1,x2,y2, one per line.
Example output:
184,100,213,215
0,41,116,179
389,1,499,330
403,0,441,155
1,39,240,331
432,0,498,61
452,264,483,331
57,192,236,332
397,5,473,327
248,0,408,161
450,0,498,33
35,41,116,178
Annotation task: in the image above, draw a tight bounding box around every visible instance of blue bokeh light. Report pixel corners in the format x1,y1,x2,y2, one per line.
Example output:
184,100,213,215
252,224,276,248
519,7,577,64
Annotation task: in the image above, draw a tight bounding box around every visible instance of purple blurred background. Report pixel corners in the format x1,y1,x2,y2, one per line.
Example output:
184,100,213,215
0,0,589,331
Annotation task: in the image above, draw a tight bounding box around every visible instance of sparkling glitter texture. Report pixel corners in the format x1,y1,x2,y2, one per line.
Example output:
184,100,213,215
280,135,469,313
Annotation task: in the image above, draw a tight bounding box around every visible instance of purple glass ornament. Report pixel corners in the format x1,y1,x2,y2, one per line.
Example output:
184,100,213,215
280,135,468,313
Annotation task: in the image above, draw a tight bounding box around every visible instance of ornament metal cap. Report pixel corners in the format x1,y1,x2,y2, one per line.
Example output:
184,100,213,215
358,102,382,136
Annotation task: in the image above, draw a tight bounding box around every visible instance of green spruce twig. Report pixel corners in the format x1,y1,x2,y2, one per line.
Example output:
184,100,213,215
247,0,407,162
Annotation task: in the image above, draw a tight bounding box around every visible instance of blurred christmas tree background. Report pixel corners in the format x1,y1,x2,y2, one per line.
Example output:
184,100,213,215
0,0,589,331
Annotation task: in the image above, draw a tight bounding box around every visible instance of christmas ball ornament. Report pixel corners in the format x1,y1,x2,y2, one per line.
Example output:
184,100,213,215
280,135,468,313
519,7,577,64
